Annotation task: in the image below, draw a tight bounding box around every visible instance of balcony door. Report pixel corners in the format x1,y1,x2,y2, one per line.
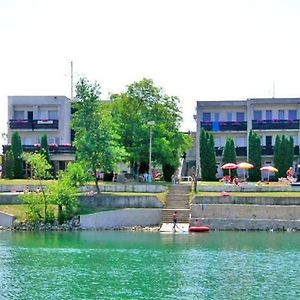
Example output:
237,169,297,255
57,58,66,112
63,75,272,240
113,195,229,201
266,136,272,147
27,111,33,120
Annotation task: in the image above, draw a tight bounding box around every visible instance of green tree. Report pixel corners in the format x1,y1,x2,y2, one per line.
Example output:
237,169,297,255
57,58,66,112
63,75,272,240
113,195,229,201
111,78,191,179
71,77,126,192
21,153,52,222
199,129,208,179
248,130,261,181
207,133,216,181
40,134,51,164
46,164,84,224
274,135,294,178
4,150,14,179
11,131,24,178
222,137,237,178
199,129,216,181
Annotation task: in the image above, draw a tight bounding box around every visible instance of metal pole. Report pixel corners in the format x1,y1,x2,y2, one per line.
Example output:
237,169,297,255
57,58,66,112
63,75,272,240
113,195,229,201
71,61,74,100
149,125,152,174
147,121,155,179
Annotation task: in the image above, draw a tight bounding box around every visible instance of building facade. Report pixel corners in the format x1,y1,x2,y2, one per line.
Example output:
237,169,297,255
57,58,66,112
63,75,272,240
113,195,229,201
4,96,75,174
195,98,300,178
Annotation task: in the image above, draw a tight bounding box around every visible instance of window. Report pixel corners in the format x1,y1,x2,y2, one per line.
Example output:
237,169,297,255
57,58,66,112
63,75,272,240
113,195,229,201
214,112,219,122
254,110,262,121
55,137,60,145
23,137,32,145
278,110,285,120
227,112,232,122
236,112,245,122
38,110,48,119
236,137,246,147
48,110,58,119
14,111,24,120
266,110,272,120
288,110,297,120
48,137,55,144
214,137,221,147
203,112,211,122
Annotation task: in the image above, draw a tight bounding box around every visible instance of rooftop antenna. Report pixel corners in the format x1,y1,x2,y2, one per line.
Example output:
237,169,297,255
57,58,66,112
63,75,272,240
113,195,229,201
272,80,275,98
71,61,74,100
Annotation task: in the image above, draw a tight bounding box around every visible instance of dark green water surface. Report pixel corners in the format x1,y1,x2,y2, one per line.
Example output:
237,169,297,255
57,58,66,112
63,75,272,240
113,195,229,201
0,231,299,300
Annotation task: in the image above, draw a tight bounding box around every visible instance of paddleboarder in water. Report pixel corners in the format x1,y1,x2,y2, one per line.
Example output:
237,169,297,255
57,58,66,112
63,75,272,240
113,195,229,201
172,211,177,230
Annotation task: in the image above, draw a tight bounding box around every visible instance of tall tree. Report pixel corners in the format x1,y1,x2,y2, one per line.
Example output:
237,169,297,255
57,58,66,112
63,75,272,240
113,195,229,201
40,134,51,165
4,150,14,179
111,78,191,179
207,133,216,181
248,130,261,181
222,137,237,178
199,129,216,181
71,77,126,192
274,135,294,178
199,129,208,179
11,131,24,178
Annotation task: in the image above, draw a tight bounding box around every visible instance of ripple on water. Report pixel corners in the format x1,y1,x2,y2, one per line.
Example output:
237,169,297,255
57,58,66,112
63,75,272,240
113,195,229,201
0,231,299,300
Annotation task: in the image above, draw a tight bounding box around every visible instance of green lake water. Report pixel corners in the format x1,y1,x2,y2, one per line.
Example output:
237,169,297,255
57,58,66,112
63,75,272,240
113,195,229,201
0,231,299,300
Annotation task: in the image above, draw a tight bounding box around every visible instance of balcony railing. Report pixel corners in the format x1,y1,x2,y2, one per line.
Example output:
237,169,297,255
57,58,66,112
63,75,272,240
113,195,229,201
201,121,247,131
252,119,299,130
260,146,299,155
215,146,247,157
215,146,299,157
9,119,59,130
3,144,75,155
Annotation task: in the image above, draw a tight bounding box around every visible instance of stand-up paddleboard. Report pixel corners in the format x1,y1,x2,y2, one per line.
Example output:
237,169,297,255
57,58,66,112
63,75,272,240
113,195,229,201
160,223,189,233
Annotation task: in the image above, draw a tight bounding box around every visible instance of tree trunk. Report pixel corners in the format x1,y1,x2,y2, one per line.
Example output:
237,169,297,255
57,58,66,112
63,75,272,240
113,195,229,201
95,176,100,193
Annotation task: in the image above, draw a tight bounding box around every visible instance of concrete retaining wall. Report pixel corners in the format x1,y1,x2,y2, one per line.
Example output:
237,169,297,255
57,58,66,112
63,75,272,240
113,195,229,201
0,211,15,227
79,195,163,208
191,218,300,230
198,184,300,192
193,196,300,205
80,209,162,229
0,193,22,204
191,204,300,220
0,184,166,193
0,194,163,208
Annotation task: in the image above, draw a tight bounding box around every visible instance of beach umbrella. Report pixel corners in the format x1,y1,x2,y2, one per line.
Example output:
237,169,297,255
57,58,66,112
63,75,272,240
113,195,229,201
260,166,278,182
237,162,254,181
221,163,237,179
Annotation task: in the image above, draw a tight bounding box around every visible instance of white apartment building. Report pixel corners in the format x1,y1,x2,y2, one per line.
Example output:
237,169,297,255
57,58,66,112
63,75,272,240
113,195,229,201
5,96,75,173
195,98,300,178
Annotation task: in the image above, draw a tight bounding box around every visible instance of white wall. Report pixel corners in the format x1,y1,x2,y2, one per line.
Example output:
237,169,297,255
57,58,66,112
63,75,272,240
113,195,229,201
80,209,162,229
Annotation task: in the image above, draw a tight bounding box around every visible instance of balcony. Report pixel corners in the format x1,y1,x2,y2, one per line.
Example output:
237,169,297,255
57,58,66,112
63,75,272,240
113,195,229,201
201,121,247,131
214,146,299,157
252,119,299,130
215,146,247,157
9,119,59,130
261,146,299,156
2,144,75,155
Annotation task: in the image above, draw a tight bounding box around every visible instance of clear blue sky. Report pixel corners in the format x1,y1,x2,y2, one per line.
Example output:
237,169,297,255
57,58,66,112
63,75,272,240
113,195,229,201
1,0,300,150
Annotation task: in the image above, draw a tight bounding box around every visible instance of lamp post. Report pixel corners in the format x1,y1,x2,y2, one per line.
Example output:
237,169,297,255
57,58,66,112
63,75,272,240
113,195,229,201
147,121,155,179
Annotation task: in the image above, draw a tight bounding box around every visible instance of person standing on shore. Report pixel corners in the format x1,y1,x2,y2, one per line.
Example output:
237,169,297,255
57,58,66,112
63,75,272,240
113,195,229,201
172,211,177,230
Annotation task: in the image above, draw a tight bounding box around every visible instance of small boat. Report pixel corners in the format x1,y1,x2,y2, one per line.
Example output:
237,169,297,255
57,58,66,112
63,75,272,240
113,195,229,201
189,226,210,232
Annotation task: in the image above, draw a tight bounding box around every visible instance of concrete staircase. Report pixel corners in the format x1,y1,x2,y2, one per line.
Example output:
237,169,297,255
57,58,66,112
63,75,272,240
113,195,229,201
161,184,191,224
